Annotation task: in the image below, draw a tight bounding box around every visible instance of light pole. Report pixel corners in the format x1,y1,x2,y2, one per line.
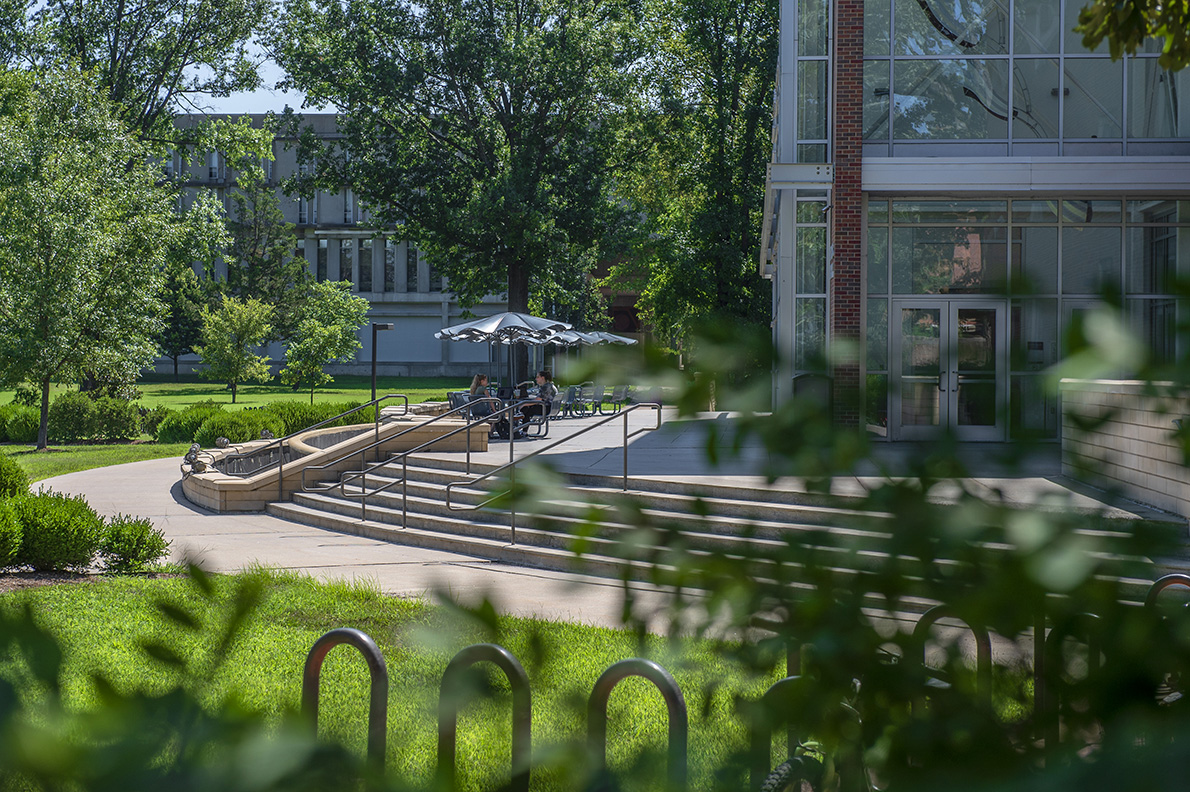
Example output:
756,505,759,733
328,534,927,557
371,322,394,403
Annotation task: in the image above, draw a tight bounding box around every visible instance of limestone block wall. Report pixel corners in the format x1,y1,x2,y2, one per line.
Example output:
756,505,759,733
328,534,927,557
1060,379,1189,517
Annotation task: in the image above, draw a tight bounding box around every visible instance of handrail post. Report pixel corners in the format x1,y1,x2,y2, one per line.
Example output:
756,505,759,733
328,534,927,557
402,457,408,530
622,409,629,491
302,628,389,772
278,438,285,502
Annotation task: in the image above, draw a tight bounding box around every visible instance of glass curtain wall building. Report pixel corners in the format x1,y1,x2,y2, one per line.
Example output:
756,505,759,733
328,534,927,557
763,0,1190,441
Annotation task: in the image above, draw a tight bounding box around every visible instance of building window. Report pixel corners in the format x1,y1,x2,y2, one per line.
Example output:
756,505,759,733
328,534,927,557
344,189,356,225
384,239,396,292
298,196,310,225
207,152,221,181
359,239,373,292
406,246,419,292
340,239,354,288
317,239,328,282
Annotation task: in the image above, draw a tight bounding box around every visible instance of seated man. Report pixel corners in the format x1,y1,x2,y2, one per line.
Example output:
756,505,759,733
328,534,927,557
519,370,558,421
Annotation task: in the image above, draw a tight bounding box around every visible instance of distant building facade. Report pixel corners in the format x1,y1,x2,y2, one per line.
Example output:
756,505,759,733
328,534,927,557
166,113,504,377
763,0,1190,441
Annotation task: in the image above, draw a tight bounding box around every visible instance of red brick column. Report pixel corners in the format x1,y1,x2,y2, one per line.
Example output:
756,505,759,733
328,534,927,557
830,0,865,425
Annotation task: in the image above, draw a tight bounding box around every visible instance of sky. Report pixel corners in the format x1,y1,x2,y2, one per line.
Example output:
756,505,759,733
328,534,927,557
193,57,314,116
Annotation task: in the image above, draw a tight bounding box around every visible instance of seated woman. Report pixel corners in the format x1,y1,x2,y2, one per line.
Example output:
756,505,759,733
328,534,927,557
468,373,494,418
519,370,558,420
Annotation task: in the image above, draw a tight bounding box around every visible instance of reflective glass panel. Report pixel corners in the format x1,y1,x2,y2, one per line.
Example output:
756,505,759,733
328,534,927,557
1010,375,1058,438
1064,59,1122,138
867,299,888,369
1011,59,1060,139
864,60,891,140
339,239,354,287
1127,200,1190,224
866,373,889,429
1014,0,1060,54
797,227,827,294
1062,200,1122,224
893,0,1009,56
956,307,997,426
798,144,828,162
1010,299,1058,370
317,239,328,282
799,0,828,56
891,200,1008,224
900,307,941,427
869,227,889,294
1011,226,1058,294
798,201,828,223
1011,200,1059,223
892,227,1008,293
1062,226,1121,293
406,245,418,291
798,60,828,139
359,239,373,291
1126,226,1186,294
1127,298,1179,365
864,0,891,55
384,240,396,291
1129,58,1190,138
868,199,890,225
795,298,827,369
894,59,1010,139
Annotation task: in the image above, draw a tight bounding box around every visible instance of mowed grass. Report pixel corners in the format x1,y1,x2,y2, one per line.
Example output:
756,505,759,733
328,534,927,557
0,442,194,481
4,572,777,791
0,374,465,413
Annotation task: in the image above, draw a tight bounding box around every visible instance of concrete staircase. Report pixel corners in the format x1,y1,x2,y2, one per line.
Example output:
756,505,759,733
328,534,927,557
265,456,1176,612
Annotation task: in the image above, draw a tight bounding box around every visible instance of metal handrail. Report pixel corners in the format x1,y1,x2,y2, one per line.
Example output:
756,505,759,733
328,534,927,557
338,399,537,523
444,403,663,542
299,397,506,495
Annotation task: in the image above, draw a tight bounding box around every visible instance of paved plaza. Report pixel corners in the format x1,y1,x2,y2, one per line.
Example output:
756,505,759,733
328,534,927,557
42,410,1176,631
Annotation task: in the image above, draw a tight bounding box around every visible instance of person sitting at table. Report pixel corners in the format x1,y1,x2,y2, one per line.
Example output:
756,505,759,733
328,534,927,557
519,370,558,420
468,373,493,418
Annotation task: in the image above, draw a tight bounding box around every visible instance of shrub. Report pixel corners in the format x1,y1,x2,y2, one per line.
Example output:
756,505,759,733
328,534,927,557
193,411,286,448
94,396,141,440
261,400,366,435
0,455,29,500
10,385,37,407
5,407,39,444
10,490,103,571
157,402,225,444
48,391,97,442
0,404,16,442
100,514,170,573
0,501,20,568
142,405,175,441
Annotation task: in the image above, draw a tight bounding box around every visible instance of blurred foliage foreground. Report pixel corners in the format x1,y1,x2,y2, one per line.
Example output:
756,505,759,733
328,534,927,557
3,316,1190,791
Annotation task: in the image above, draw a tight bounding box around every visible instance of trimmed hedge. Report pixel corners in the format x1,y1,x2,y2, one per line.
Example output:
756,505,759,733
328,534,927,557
5,407,38,444
261,400,367,435
10,490,104,571
193,411,286,448
0,502,20,568
142,405,176,441
0,455,29,500
156,402,225,444
48,391,98,442
100,514,170,573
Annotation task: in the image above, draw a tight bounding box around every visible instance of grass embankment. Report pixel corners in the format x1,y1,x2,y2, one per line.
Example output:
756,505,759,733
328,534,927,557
4,572,775,791
0,443,193,482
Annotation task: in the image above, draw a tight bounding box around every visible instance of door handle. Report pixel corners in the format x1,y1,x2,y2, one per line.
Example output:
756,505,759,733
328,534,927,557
937,373,945,392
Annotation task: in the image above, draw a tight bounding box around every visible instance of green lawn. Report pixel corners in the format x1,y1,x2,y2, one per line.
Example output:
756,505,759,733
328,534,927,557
3,572,776,791
0,442,193,481
1,374,467,413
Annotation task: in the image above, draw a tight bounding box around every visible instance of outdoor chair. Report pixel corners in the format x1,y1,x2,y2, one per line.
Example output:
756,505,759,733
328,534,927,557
599,385,629,415
559,385,584,417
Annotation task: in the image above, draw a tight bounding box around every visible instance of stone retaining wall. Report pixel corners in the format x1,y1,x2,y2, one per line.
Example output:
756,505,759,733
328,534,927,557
1060,379,1189,517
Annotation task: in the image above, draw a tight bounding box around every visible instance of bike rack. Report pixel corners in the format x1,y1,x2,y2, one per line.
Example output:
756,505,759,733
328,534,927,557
302,628,390,771
438,643,532,792
909,604,992,715
587,657,688,791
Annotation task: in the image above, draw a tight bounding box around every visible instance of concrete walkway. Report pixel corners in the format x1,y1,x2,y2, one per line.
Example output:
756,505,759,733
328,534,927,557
40,410,1177,630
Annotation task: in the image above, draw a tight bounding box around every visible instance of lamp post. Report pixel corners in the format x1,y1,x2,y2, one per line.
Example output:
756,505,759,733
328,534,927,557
371,322,394,403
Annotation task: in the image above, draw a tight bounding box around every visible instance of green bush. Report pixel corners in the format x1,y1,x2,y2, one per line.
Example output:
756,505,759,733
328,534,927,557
10,490,103,571
142,405,175,441
10,385,37,407
48,391,97,442
0,455,29,500
156,402,225,444
94,396,141,440
193,411,286,448
0,404,16,442
0,501,20,568
261,400,366,435
100,514,170,573
5,406,39,444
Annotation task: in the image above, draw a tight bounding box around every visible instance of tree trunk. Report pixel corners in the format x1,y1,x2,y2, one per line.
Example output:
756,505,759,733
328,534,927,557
231,382,238,404
37,377,50,451
507,259,532,383
173,355,179,381
309,387,315,405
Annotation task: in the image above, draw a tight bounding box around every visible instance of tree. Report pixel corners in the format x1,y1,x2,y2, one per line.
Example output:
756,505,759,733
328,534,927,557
0,69,176,450
1076,0,1190,71
608,0,775,349
30,0,271,142
195,297,274,404
270,0,642,345
225,158,308,342
280,281,369,403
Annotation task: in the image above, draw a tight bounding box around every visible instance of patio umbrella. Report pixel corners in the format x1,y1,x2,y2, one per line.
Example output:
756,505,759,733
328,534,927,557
436,311,572,387
589,330,638,345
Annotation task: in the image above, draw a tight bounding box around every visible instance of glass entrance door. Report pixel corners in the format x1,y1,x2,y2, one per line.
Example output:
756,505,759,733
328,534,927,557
891,300,1006,441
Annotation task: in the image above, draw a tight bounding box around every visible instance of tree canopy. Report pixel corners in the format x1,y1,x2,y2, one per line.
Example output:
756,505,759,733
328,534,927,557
1076,0,1190,71
280,281,369,403
0,68,177,449
195,296,275,404
269,0,643,321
